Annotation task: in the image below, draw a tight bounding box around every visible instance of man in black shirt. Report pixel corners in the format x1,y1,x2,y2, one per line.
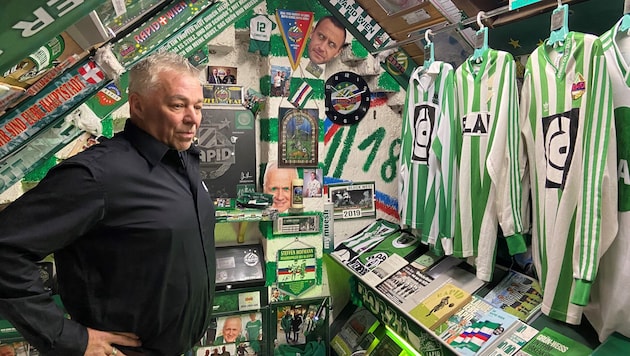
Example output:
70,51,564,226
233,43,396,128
0,51,216,355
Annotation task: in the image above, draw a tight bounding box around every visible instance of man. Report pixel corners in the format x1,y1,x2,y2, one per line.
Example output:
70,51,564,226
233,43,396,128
0,51,216,355
221,69,236,84
245,313,262,341
307,16,347,65
214,317,245,345
208,67,221,84
0,345,15,356
263,160,298,213
306,171,321,197
272,71,283,96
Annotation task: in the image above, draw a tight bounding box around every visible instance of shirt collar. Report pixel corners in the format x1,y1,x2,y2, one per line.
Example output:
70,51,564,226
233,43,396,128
123,120,200,167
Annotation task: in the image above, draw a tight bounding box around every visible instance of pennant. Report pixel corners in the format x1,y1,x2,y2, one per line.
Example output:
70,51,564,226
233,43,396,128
288,81,313,109
275,9,314,70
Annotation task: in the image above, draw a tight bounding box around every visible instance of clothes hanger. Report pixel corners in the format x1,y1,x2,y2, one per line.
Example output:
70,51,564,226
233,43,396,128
547,0,569,48
619,0,630,33
470,11,489,64
423,29,435,69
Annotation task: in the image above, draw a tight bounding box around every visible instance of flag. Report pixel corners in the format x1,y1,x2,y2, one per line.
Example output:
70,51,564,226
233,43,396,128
288,81,313,109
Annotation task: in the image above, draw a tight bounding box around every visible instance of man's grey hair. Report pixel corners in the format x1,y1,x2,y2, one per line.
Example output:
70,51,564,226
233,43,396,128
128,51,202,96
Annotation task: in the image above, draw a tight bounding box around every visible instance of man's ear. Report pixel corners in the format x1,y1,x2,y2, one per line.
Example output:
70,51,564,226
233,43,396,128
128,92,144,119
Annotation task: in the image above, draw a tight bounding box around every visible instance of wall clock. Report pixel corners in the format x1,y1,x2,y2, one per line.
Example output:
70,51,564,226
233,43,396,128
325,71,371,125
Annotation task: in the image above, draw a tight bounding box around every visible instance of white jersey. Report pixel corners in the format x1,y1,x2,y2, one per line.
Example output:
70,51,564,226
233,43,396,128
584,21,630,341
250,14,274,41
453,49,525,281
520,32,617,325
398,61,457,253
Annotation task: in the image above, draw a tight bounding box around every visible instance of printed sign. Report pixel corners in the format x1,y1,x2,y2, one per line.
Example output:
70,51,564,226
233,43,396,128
275,10,314,70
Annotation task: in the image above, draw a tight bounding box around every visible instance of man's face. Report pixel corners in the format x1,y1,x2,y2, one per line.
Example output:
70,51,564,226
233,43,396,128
264,167,296,212
223,318,241,342
0,346,14,356
212,69,218,75
130,70,203,151
308,18,345,65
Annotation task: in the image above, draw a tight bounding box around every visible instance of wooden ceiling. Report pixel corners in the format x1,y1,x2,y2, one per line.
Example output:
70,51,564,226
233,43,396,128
353,0,593,64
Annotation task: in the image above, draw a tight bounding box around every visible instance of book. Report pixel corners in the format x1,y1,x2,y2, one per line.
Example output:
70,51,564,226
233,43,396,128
376,263,435,305
481,321,539,356
330,307,379,356
444,302,519,355
482,270,543,322
434,295,496,345
410,250,444,272
515,327,593,356
409,283,472,330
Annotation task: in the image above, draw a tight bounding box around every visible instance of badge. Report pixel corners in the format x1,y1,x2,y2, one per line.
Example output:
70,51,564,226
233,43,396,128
571,73,585,100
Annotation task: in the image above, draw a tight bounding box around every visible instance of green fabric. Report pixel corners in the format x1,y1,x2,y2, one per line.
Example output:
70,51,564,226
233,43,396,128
571,279,592,306
505,233,527,255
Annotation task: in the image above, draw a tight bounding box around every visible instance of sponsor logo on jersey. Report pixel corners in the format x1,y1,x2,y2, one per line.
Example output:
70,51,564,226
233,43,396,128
542,108,579,189
412,103,436,163
462,112,490,136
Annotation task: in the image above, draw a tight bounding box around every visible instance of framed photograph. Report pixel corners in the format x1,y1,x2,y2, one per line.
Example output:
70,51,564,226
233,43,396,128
207,65,238,84
327,182,376,219
270,64,291,97
271,297,330,353
303,168,323,197
273,213,321,235
197,311,266,355
278,107,319,168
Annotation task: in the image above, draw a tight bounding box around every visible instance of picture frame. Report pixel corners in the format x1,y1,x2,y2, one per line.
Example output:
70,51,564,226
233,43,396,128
327,182,376,219
270,297,330,354
196,311,266,356
273,213,322,235
278,107,319,167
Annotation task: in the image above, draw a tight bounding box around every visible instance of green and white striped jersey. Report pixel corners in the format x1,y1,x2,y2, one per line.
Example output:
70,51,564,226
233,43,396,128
453,49,525,281
398,61,457,254
520,32,617,325
584,22,629,341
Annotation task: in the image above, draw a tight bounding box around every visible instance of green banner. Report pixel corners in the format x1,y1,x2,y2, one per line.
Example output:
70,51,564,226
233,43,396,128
277,247,317,296
0,0,102,75
0,60,106,159
111,0,216,68
163,0,264,58
381,50,417,91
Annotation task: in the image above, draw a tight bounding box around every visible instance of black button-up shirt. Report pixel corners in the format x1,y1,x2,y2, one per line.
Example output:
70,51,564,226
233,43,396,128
0,120,215,355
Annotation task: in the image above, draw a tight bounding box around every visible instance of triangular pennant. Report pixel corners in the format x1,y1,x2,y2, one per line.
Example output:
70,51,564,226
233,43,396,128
288,80,313,109
275,9,314,70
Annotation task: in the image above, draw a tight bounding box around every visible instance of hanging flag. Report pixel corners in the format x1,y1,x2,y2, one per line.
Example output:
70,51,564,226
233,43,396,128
288,80,313,109
275,9,314,70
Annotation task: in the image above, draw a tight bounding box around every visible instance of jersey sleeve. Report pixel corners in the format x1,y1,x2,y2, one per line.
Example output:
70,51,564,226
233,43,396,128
571,38,617,306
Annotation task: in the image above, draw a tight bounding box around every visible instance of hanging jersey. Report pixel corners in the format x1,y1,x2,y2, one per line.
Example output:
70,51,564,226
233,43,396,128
584,22,630,341
250,14,274,41
398,61,457,253
519,32,617,325
453,49,525,281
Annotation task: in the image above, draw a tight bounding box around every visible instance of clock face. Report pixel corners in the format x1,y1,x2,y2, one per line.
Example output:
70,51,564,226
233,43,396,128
325,71,371,125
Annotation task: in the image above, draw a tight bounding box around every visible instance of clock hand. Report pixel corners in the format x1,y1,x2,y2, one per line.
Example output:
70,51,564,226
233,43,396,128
334,89,368,100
